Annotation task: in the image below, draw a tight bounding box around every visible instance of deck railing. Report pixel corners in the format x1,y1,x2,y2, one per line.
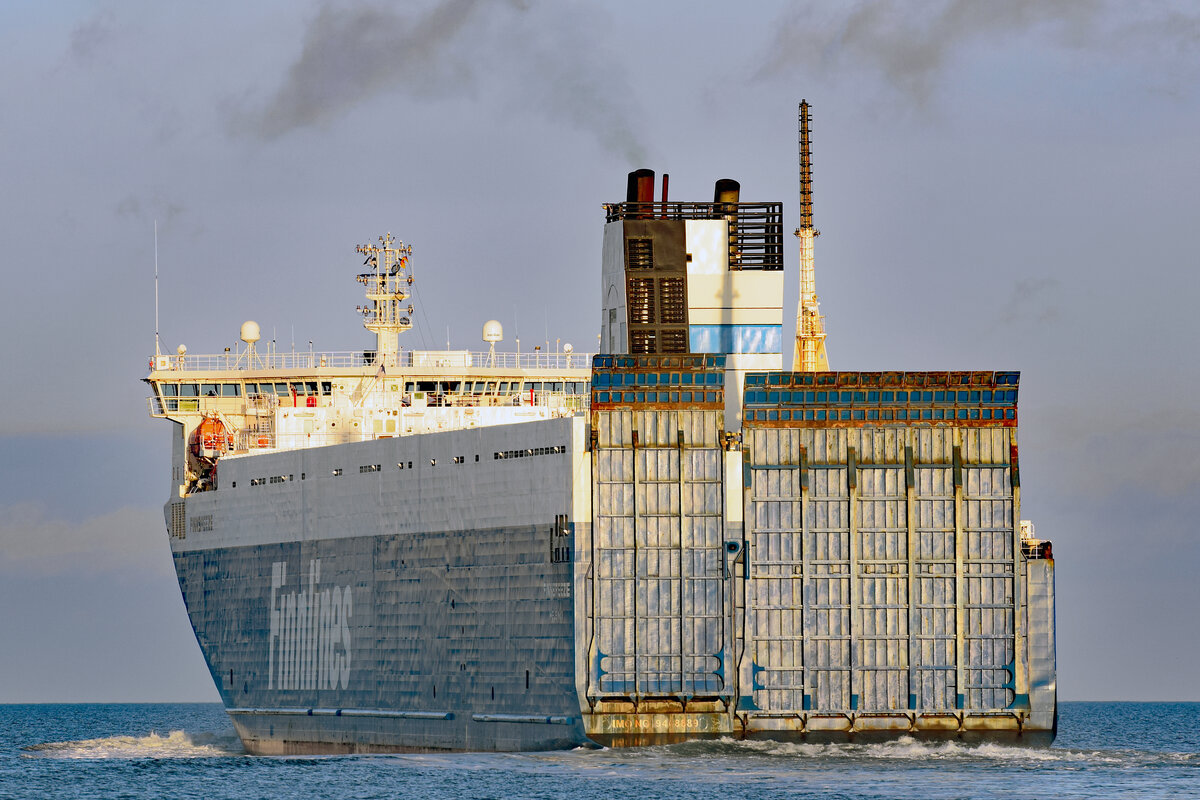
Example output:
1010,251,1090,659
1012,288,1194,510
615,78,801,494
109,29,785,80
148,390,590,418
149,349,594,373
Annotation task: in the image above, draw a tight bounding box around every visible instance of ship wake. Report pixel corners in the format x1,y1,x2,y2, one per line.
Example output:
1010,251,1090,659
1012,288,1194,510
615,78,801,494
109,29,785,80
23,729,244,759
655,736,1200,769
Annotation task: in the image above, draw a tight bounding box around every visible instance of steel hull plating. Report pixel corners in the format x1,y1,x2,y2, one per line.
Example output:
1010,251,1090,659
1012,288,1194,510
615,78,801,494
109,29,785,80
169,377,1056,752
171,417,593,752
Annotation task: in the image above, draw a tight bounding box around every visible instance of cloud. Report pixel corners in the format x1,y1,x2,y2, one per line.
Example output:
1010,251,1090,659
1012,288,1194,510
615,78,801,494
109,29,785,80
1029,404,1200,506
0,504,173,577
757,0,1200,106
114,192,186,228
232,0,484,139
69,10,118,63
986,277,1061,333
227,0,646,163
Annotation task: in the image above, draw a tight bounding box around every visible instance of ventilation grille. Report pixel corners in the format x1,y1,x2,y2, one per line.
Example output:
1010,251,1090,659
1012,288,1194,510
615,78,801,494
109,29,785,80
659,329,688,353
626,238,654,270
659,278,686,323
628,278,655,324
170,502,186,540
630,330,657,354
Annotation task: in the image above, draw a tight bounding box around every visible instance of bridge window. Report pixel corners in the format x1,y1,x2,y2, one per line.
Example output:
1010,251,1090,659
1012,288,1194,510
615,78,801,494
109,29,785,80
201,384,218,397
221,384,240,397
180,384,199,397
161,384,178,396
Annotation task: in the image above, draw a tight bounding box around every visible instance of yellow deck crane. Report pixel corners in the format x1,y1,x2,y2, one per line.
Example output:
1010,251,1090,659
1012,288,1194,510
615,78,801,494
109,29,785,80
792,100,829,371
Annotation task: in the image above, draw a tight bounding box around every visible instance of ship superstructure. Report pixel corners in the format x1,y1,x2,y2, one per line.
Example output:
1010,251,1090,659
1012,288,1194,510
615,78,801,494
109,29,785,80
146,136,1055,753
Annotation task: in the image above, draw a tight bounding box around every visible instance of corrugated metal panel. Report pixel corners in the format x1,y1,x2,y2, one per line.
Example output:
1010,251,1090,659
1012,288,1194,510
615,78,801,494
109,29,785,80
743,414,1020,717
591,407,728,700
913,461,957,710
856,465,908,711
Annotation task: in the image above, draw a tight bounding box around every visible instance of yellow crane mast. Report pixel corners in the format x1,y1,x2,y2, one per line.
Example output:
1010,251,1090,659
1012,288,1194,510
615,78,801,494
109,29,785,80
793,99,829,372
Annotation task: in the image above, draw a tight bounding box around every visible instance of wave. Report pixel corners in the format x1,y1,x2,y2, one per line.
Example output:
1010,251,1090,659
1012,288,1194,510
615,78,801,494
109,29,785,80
23,729,244,760
651,735,1200,769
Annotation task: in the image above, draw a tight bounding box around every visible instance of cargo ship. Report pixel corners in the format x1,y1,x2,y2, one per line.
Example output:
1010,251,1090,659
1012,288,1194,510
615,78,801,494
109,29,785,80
144,107,1055,752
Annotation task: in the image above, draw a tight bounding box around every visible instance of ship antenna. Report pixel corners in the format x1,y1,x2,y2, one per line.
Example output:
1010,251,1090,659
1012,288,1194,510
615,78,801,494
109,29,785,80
154,220,161,357
355,233,414,368
792,99,828,371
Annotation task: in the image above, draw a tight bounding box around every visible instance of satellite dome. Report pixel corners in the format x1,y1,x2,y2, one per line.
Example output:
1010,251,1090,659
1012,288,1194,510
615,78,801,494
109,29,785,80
563,343,573,353
482,320,503,343
176,343,187,356
240,320,261,345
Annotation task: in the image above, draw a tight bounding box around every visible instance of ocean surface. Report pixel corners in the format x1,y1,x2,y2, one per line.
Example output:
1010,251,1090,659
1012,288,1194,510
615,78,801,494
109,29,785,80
0,702,1196,799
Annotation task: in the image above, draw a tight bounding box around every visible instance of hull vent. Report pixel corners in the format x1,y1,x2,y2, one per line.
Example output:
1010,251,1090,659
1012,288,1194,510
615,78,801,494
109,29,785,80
170,502,186,540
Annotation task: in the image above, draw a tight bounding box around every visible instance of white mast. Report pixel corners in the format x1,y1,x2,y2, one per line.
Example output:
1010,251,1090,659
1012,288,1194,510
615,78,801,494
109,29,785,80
154,220,161,357
356,233,414,368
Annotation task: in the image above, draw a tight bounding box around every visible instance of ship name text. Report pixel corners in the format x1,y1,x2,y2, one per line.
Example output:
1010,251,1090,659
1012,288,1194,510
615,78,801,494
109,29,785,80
268,559,352,691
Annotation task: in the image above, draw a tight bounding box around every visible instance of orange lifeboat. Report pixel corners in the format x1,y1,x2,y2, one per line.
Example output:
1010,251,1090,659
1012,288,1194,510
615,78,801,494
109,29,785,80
188,413,233,460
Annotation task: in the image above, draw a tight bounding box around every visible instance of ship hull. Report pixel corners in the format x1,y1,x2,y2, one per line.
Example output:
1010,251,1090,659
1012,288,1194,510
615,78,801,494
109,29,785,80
168,370,1056,753
171,416,593,753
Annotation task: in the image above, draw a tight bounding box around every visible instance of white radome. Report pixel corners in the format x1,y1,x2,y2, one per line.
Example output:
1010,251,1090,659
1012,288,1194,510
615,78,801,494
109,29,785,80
241,320,262,345
482,320,503,343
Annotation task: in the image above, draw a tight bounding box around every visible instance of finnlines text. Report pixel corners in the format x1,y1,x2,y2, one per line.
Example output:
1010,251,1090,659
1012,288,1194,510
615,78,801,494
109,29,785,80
268,559,352,690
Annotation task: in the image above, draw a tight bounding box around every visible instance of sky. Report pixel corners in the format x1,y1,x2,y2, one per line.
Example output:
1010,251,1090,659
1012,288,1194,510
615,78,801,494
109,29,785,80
1,0,1198,702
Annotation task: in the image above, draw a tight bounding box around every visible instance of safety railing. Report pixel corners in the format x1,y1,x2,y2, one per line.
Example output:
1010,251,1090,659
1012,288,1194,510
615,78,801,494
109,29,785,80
148,349,595,373
602,201,784,270
148,390,589,418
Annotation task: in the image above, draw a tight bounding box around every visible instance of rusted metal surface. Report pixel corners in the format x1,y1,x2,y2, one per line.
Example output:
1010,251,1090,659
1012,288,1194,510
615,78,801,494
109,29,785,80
590,354,725,411
576,363,1052,743
738,372,1034,731
742,371,1019,427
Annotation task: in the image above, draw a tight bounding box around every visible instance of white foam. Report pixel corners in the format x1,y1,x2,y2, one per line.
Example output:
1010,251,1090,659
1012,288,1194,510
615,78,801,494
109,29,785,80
24,730,243,760
700,735,1113,764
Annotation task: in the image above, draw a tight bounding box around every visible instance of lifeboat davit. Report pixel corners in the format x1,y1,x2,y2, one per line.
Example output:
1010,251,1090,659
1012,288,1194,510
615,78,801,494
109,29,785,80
189,413,233,460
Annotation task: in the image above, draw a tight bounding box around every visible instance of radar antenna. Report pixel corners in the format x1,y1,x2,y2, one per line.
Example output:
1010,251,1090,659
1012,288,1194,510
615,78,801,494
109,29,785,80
355,233,414,368
793,100,829,371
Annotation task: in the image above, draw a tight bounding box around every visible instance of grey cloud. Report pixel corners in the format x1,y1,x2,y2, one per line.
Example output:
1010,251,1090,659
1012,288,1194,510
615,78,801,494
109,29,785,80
228,0,646,163
69,10,117,62
0,504,171,577
1034,404,1200,502
232,0,484,139
989,277,1061,332
758,0,1198,106
114,193,185,228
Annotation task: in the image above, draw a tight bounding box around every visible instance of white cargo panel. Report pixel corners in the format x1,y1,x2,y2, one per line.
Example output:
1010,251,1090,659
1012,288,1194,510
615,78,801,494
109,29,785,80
590,409,729,699
743,425,1019,715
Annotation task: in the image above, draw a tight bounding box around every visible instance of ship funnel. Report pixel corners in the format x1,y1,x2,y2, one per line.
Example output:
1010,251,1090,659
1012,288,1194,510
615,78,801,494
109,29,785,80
626,169,656,219
714,178,740,205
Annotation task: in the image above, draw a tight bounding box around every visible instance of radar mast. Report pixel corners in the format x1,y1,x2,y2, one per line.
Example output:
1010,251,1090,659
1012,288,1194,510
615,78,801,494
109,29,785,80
356,233,414,368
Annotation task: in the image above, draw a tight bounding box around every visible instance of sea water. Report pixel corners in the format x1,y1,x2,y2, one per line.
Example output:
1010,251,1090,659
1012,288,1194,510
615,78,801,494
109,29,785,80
1,702,1197,799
